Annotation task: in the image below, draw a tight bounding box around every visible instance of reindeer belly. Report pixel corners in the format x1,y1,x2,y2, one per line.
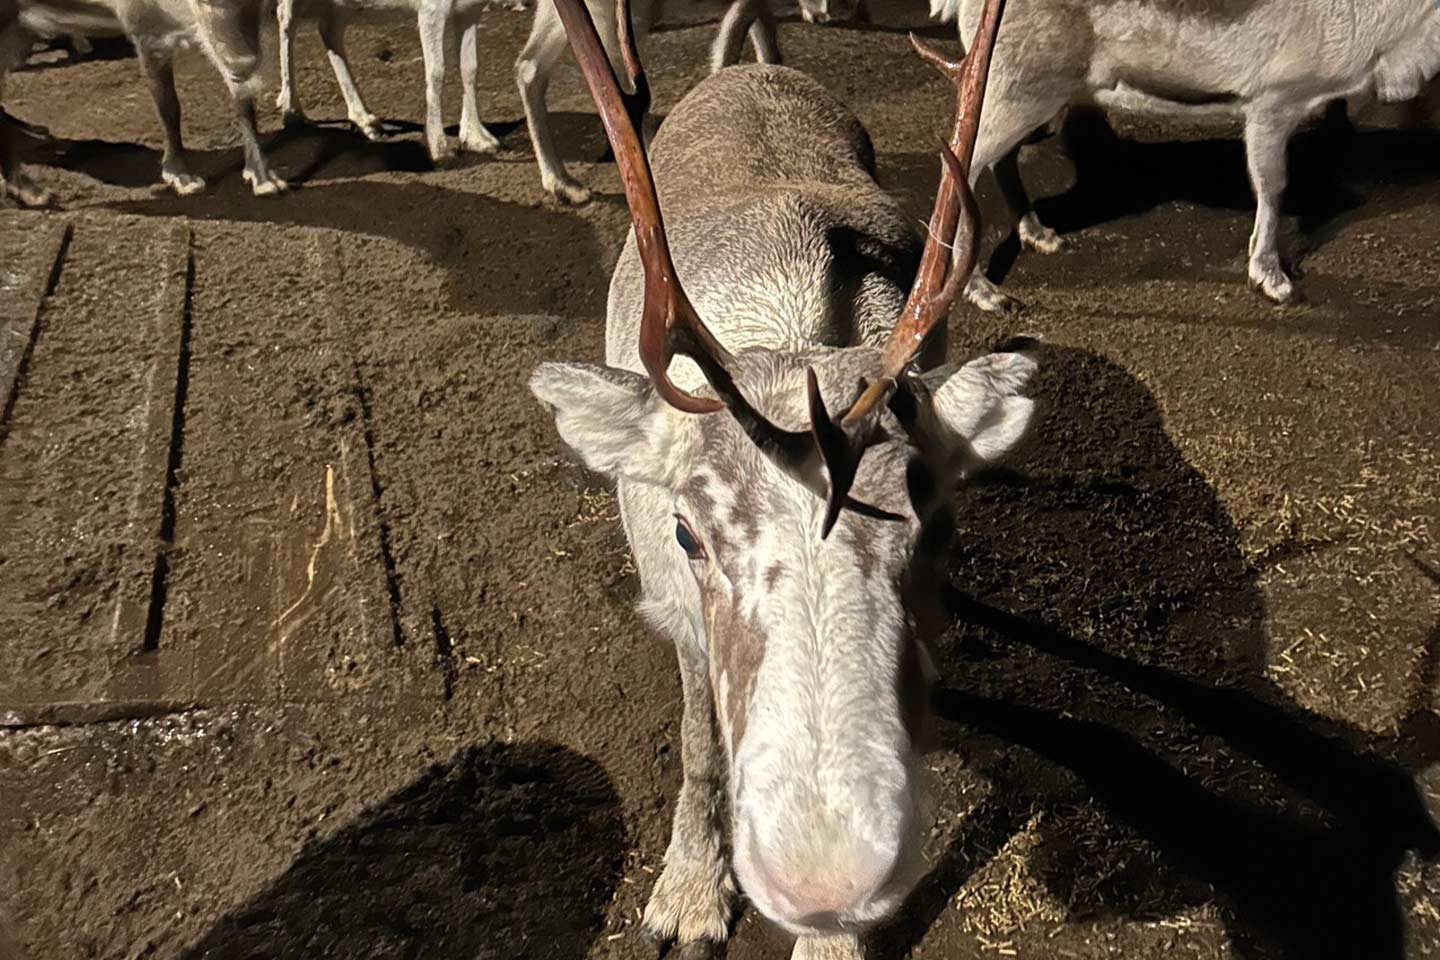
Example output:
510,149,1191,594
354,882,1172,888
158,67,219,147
17,0,125,37
1085,2,1363,109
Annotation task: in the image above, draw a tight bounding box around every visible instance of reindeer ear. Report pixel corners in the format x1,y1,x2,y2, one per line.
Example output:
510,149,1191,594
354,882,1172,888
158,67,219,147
530,362,691,486
926,351,1037,464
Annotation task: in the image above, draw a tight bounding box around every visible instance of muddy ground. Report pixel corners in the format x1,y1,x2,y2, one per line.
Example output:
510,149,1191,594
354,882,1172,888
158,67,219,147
1,3,1439,959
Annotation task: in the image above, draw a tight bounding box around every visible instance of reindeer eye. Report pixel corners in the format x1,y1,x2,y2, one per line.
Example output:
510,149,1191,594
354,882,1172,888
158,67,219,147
674,516,704,560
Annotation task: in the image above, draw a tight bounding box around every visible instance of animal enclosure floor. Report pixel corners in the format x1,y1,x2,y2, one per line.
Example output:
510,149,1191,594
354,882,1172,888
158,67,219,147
2,3,1439,959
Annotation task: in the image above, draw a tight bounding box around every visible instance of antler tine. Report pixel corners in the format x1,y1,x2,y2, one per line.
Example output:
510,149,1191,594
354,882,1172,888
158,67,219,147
552,0,727,414
615,0,651,137
877,0,1004,399
807,0,1005,535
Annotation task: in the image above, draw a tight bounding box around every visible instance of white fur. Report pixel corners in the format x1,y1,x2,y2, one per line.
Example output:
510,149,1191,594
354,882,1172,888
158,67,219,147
531,65,1036,959
1,0,283,201
936,0,1440,306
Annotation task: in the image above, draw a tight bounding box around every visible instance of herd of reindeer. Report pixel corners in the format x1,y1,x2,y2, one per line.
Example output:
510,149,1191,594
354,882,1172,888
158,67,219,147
4,0,1439,957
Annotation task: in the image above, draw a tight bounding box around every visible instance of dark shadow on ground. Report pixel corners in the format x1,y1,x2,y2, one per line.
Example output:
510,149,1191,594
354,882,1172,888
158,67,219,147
19,124,436,191
869,344,1440,960
1039,107,1438,238
883,109,1440,285
110,177,615,319
179,741,626,960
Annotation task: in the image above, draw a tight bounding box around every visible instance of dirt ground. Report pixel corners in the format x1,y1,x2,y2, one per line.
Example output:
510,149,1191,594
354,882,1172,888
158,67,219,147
2,3,1438,959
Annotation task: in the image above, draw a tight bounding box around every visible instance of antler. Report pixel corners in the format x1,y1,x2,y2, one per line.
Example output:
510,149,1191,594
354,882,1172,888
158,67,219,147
553,0,724,414
554,0,1004,539
555,0,833,476
809,0,1006,536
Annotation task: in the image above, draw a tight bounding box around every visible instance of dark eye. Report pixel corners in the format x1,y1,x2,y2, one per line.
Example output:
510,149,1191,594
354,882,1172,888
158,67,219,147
674,516,704,560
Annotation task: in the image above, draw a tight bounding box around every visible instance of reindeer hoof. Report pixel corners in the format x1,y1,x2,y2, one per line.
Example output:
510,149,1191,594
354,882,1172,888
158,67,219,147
460,125,501,155
1248,257,1298,304
352,114,385,140
965,274,1025,314
428,140,457,165
1020,222,1068,255
280,107,308,128
243,168,289,196
543,174,592,206
5,178,53,208
162,168,207,196
641,858,734,952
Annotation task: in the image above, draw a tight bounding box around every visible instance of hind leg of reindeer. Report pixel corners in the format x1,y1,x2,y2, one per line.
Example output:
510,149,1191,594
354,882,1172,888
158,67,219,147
275,0,305,123
710,0,780,73
958,74,1071,313
319,14,384,139
0,28,51,206
961,112,1063,314
641,636,737,954
458,22,501,154
518,0,592,202
137,43,207,195
1242,101,1303,303
518,0,652,204
993,144,1066,254
187,2,287,194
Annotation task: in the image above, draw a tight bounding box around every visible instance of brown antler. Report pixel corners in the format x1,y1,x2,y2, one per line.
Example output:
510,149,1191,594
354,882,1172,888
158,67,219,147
556,0,837,482
552,0,727,414
809,0,1006,536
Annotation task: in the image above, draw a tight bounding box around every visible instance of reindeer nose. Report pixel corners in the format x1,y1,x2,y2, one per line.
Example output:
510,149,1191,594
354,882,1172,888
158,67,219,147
737,826,908,931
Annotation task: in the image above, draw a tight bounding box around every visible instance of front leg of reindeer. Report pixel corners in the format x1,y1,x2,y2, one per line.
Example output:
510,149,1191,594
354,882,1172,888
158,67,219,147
643,633,737,955
793,933,865,960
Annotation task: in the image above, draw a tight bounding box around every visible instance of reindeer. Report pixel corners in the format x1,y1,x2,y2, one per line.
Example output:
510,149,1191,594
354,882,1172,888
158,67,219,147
272,0,864,203
928,0,1440,310
530,0,1029,956
0,0,285,205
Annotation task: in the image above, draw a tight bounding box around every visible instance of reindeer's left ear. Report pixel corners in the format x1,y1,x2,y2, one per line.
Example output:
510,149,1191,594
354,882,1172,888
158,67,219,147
925,351,1037,464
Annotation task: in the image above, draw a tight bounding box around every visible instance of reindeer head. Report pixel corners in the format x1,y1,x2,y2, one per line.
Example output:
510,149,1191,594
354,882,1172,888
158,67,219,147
531,0,1017,935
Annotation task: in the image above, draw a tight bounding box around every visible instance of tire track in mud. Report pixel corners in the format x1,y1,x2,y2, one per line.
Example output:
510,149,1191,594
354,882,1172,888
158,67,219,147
160,225,435,711
0,219,69,439
0,218,194,723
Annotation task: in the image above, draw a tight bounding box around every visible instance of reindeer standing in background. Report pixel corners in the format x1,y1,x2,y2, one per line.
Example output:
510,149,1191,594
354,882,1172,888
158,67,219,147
0,0,284,205
273,0,865,204
531,0,1030,956
929,0,1440,310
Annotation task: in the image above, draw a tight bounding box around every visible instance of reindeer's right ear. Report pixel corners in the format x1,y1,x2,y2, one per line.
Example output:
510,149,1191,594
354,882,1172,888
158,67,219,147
530,362,692,486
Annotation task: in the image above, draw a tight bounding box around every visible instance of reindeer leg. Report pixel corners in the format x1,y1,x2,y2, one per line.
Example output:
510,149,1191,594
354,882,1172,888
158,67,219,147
0,115,50,207
517,0,589,202
418,0,454,162
1243,103,1303,303
275,0,305,124
994,144,1066,254
710,0,778,73
748,0,780,66
458,22,500,153
960,82,1069,314
137,44,206,195
642,636,736,953
792,933,865,960
319,14,383,139
0,28,50,206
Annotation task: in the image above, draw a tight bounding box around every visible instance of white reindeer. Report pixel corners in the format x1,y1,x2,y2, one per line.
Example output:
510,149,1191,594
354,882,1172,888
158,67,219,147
0,0,285,205
930,0,1440,309
530,0,1030,956
272,0,864,203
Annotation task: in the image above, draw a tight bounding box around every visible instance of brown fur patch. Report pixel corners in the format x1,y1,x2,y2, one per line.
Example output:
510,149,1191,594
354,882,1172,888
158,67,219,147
704,589,767,755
